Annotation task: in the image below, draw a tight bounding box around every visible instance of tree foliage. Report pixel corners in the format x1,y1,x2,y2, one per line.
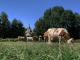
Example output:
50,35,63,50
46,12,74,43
0,12,25,38
34,6,80,39
11,19,25,37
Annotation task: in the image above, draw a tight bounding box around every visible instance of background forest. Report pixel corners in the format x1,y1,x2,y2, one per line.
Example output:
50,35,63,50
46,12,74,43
1,6,80,39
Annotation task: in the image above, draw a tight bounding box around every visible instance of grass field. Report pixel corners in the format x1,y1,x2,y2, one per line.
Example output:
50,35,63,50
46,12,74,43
0,41,80,60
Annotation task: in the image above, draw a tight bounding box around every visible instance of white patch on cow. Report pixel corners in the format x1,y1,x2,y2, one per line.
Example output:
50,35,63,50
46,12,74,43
63,28,68,34
56,28,62,36
67,38,73,44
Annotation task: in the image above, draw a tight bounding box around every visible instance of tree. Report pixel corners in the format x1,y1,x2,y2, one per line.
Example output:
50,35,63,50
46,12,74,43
0,16,1,37
11,19,25,38
0,11,25,38
34,6,80,39
34,18,45,36
34,6,65,36
0,12,10,38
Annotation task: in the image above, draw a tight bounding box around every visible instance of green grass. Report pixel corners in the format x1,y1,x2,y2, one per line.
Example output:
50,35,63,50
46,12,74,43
0,41,80,60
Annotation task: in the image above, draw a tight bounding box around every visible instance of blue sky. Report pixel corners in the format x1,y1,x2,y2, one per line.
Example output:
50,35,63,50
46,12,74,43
0,0,80,28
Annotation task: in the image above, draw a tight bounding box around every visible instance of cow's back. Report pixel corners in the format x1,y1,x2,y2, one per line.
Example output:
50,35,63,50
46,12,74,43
47,28,57,37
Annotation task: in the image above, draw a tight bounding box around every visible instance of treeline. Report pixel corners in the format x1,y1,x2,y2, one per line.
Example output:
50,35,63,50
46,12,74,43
34,6,80,39
0,12,25,38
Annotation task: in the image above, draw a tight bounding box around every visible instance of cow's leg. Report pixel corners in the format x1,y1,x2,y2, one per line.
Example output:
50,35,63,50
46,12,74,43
27,37,28,42
26,37,27,41
44,37,45,42
48,36,51,44
44,37,47,42
32,37,33,41
26,37,27,42
58,36,61,44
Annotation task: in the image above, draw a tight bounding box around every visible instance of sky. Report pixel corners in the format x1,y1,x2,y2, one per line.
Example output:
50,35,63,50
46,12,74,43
0,0,80,29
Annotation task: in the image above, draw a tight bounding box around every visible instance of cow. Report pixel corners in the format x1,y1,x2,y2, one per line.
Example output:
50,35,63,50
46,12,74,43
43,28,71,44
26,37,33,42
39,35,42,41
18,36,25,41
33,36,38,41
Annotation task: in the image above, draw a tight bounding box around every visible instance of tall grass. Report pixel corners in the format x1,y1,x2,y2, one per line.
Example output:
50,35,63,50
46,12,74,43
0,41,80,60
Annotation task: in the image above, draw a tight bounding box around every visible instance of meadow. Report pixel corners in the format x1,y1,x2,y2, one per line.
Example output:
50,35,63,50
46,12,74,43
0,41,80,60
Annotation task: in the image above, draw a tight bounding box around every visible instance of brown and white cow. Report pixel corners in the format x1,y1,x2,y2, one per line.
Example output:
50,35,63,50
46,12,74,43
43,28,72,44
18,36,25,41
